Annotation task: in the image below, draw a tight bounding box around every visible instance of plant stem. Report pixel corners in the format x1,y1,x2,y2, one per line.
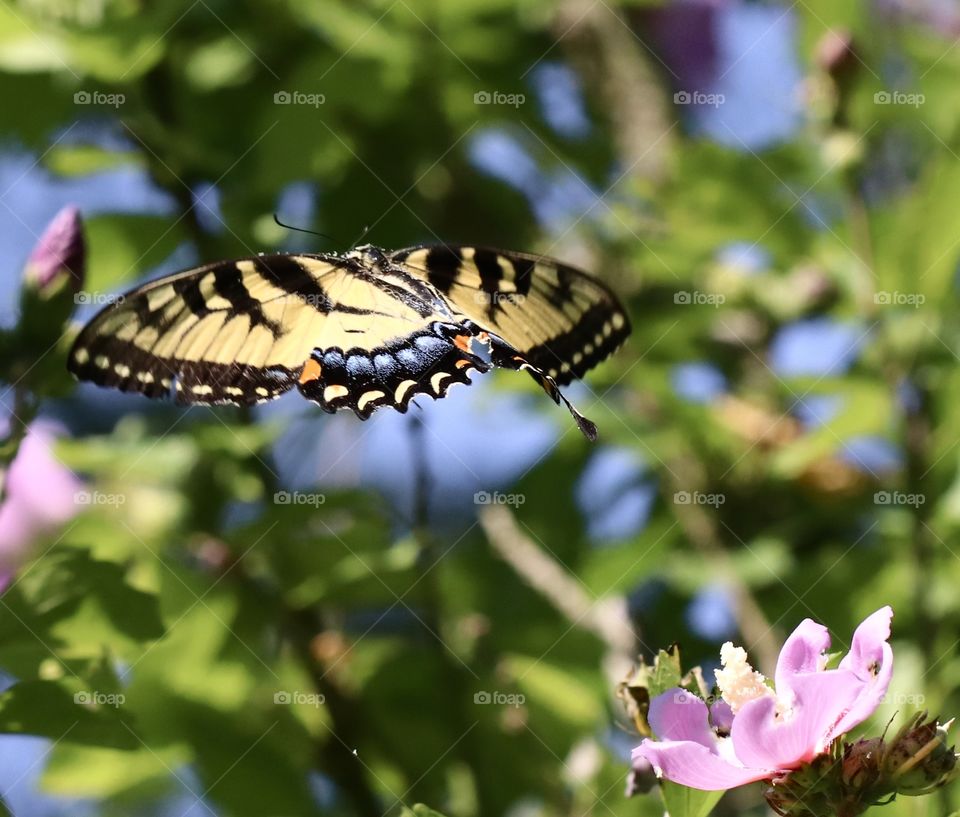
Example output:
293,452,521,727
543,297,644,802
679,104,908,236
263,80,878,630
0,385,36,504
288,607,382,817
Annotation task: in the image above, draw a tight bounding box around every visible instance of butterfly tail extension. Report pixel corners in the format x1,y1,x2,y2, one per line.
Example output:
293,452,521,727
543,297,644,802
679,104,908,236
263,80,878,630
485,333,598,442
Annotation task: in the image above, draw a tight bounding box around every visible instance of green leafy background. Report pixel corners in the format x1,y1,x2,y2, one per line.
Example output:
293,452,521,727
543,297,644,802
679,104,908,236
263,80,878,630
1,0,959,815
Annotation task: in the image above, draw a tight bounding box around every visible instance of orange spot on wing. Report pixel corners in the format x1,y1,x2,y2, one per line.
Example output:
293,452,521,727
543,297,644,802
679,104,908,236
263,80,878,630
299,358,323,385
455,359,472,369
453,334,471,353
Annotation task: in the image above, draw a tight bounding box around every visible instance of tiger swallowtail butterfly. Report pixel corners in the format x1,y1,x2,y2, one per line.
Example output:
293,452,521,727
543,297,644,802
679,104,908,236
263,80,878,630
67,244,631,440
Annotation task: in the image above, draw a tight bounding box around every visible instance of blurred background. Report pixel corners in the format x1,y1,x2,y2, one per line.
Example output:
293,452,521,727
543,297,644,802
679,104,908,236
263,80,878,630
1,0,959,815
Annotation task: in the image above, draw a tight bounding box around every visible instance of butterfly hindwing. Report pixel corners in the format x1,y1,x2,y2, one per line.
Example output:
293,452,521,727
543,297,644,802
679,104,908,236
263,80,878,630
297,320,490,418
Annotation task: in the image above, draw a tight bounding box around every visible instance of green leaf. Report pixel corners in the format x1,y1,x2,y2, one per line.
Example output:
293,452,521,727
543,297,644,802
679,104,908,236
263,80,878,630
661,782,724,817
83,215,188,293
17,549,165,657
504,655,603,727
42,744,185,797
43,145,143,176
0,680,136,749
401,805,451,817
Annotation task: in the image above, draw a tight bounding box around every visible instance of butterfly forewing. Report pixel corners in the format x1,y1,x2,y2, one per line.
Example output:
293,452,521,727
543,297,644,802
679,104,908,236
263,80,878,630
68,254,345,404
390,245,631,385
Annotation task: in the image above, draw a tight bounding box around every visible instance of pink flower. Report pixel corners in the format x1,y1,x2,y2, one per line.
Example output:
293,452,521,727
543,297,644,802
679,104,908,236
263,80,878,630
633,607,894,791
22,205,85,295
0,424,82,590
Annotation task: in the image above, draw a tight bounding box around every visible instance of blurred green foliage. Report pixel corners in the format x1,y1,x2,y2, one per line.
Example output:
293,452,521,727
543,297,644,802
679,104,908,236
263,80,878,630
2,0,960,815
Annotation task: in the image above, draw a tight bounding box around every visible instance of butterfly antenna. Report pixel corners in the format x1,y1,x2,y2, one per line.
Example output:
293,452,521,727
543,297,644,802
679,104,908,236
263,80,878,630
272,214,336,245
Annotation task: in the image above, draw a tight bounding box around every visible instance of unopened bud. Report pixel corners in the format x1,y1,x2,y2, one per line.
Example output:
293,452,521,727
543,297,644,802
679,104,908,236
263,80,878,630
841,737,883,789
884,713,959,795
23,205,85,297
764,755,841,817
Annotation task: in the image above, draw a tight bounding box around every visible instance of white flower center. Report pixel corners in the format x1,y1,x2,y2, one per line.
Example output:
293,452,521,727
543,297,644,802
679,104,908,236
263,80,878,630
714,642,774,714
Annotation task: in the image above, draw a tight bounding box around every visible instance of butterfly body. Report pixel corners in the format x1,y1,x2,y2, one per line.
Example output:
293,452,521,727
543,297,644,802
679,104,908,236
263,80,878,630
68,244,631,440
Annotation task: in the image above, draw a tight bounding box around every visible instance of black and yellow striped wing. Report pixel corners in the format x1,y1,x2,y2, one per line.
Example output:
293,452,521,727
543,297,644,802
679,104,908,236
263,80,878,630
391,245,631,386
70,255,337,405
68,245,631,439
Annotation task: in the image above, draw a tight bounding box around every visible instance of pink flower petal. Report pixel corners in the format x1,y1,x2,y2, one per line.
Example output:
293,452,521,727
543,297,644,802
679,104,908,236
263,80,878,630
0,424,81,579
838,606,892,679
648,687,715,748
5,424,82,529
775,618,830,695
634,739,775,791
832,606,893,737
710,699,734,733
731,669,863,769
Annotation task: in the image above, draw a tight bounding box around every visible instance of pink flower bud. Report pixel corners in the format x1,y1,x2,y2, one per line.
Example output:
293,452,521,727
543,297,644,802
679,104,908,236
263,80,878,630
23,205,85,296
